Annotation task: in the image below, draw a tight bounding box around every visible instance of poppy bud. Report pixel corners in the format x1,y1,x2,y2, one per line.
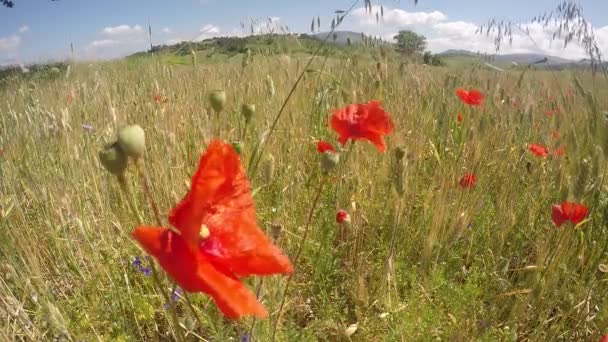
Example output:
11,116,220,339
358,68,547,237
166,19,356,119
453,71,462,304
208,90,226,113
394,146,406,161
231,141,243,155
261,154,275,183
336,209,351,225
241,104,256,124
99,142,128,176
270,222,282,241
117,125,146,160
320,151,340,172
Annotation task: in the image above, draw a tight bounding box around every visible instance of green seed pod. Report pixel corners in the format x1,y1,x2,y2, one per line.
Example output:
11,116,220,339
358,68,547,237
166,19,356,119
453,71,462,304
320,151,340,172
99,142,128,176
231,141,243,155
117,125,146,160
241,104,256,124
208,90,226,113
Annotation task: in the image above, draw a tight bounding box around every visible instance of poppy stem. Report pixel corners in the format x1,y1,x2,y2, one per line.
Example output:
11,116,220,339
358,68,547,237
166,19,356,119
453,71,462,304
132,159,187,342
270,177,327,342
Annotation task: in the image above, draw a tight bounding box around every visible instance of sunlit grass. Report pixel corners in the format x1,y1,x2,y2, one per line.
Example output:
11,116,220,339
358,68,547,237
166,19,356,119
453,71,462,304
1,52,607,341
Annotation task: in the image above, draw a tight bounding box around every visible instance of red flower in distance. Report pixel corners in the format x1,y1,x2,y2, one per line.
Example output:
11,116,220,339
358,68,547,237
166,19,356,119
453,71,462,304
336,209,351,224
330,100,394,152
599,334,608,342
552,131,560,139
456,88,485,106
457,113,463,122
554,146,566,156
132,140,293,319
316,140,336,153
459,173,476,188
529,144,549,158
551,201,588,227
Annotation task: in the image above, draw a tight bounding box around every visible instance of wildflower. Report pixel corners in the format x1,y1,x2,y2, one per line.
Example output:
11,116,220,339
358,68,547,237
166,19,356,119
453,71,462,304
132,140,293,319
131,256,151,276
316,140,335,153
552,131,560,139
554,146,566,157
336,209,351,224
153,94,161,103
529,144,549,158
545,110,556,117
457,113,463,122
459,173,476,188
599,334,608,342
330,100,394,152
551,201,588,227
241,334,251,342
456,88,484,106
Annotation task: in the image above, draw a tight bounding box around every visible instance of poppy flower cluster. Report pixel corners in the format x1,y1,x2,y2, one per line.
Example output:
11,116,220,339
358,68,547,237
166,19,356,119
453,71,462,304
456,88,485,106
529,143,565,157
132,140,293,319
551,202,588,227
330,100,394,152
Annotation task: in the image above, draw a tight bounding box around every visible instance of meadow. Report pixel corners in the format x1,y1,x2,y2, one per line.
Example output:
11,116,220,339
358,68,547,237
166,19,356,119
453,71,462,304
1,39,608,341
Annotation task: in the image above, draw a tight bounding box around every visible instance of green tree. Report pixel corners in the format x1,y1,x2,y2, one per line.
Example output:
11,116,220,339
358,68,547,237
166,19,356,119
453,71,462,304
394,30,427,56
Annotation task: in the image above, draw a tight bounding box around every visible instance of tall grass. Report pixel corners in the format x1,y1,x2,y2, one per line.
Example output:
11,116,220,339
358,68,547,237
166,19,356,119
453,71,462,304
1,51,607,341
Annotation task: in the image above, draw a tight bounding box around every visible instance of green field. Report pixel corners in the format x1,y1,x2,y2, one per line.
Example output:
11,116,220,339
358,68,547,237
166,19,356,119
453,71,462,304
1,39,608,341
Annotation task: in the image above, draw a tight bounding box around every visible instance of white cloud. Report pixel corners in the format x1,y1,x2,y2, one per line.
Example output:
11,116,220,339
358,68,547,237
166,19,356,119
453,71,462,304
101,24,144,37
18,25,29,33
161,27,172,34
0,35,21,52
347,5,608,60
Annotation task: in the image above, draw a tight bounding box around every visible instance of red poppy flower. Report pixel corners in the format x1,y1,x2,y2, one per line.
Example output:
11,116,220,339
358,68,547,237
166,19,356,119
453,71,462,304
316,140,335,153
132,140,293,319
554,146,566,156
552,131,560,139
599,334,608,342
456,88,485,106
529,144,549,158
330,100,394,152
459,173,476,188
545,110,555,117
551,201,589,227
336,209,350,224
153,94,162,103
457,113,463,123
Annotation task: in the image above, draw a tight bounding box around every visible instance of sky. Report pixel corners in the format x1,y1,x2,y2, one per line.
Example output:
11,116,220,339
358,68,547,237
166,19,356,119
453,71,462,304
1,0,608,65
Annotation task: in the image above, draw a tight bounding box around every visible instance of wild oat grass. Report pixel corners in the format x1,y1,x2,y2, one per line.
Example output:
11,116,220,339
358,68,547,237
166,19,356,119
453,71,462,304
1,52,607,341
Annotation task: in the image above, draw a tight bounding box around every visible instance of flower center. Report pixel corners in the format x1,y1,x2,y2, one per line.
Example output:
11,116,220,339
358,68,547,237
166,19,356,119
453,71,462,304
199,224,210,239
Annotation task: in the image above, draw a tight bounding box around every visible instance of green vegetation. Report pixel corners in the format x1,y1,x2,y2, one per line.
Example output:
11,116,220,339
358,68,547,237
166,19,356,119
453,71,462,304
1,33,607,341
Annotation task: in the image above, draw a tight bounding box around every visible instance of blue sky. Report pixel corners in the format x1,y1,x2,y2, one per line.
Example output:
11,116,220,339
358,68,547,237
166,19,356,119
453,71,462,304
1,0,607,65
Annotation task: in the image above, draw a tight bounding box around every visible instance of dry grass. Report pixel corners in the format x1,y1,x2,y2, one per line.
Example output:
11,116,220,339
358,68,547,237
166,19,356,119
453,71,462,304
1,53,608,341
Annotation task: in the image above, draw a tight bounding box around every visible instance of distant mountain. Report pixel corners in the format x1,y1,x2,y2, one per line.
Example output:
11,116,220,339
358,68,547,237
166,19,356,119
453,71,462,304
436,49,577,66
307,31,373,45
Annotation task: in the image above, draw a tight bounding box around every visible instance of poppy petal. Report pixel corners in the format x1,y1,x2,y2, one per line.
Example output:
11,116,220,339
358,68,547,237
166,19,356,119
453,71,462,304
551,204,567,227
132,226,268,319
201,198,293,276
169,140,240,247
